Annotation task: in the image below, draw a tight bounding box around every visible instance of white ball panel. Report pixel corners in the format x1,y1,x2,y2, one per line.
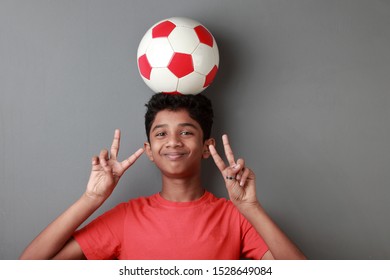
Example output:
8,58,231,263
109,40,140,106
177,72,206,95
146,38,174,67
168,17,200,28
149,68,178,92
212,38,220,66
169,27,199,53
193,44,216,75
137,29,152,58
142,76,159,93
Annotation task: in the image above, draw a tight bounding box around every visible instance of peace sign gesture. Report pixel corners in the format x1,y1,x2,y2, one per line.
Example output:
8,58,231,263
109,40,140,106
85,129,144,202
209,134,259,208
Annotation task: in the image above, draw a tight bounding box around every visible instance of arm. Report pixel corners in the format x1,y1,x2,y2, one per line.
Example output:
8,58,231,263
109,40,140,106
19,129,144,259
209,135,306,260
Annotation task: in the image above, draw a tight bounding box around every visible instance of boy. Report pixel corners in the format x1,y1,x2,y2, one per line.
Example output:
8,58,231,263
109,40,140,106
20,94,306,260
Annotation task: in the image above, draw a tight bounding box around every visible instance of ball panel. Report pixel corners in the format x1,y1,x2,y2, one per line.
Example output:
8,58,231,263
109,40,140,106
192,44,216,75
168,27,199,53
168,53,194,78
141,76,159,92
168,17,201,28
194,25,213,47
138,54,152,79
162,91,182,95
212,38,220,66
204,65,218,87
152,20,176,38
137,29,152,58
146,38,174,67
149,68,178,92
177,72,206,95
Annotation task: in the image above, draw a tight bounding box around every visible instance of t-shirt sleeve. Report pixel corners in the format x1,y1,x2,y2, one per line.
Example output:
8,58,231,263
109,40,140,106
240,215,269,260
73,203,127,260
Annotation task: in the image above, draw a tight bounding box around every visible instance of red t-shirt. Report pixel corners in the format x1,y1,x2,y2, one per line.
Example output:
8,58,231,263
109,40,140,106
73,191,268,259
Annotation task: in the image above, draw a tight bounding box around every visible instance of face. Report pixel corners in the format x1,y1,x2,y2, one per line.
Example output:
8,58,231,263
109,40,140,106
144,109,214,179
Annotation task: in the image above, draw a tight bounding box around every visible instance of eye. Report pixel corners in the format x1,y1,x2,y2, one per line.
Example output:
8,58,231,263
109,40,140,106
180,131,193,136
155,131,166,137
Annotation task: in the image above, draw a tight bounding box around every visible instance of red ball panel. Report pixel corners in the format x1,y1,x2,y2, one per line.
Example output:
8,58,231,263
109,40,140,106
138,54,152,80
168,53,194,78
152,21,176,38
163,91,182,95
194,25,213,47
204,65,218,87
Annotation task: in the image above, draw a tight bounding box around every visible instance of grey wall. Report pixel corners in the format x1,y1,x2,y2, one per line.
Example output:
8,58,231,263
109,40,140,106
1,0,389,260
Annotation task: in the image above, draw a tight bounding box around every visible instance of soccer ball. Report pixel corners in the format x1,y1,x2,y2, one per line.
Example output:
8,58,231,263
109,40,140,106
137,17,219,95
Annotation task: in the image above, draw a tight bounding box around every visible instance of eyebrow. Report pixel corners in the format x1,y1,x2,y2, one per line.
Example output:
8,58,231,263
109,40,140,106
151,123,199,132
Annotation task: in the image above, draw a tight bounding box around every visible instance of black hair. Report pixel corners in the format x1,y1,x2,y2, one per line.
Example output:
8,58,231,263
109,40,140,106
145,93,214,142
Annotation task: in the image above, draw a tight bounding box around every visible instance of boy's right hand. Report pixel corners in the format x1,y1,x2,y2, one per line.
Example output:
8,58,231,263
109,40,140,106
85,129,144,202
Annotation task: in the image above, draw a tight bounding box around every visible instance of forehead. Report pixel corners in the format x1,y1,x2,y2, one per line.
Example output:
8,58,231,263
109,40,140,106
152,109,201,129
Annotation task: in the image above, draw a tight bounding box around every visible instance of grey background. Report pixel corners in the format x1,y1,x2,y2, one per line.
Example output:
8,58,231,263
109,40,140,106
1,0,389,260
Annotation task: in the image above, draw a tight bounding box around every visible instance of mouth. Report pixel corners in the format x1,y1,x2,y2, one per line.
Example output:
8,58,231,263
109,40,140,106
163,152,188,161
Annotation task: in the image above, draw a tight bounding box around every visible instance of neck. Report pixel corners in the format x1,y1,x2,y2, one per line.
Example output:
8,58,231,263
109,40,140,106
160,175,205,202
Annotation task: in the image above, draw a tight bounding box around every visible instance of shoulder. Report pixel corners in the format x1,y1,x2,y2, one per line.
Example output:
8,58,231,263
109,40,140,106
205,192,241,215
206,192,254,224
206,191,233,206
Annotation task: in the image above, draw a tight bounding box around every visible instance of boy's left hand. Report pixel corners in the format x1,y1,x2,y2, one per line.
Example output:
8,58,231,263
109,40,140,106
209,134,259,209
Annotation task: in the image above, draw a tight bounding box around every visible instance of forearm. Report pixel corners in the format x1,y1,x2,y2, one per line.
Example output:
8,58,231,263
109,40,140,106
238,203,306,260
19,193,104,260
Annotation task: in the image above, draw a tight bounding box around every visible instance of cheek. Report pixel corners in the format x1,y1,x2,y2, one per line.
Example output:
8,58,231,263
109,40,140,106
192,143,206,157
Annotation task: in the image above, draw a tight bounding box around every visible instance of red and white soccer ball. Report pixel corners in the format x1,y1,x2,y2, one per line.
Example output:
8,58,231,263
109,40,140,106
137,17,219,95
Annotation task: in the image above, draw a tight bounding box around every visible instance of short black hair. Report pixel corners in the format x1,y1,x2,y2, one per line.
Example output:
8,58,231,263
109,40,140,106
145,94,214,142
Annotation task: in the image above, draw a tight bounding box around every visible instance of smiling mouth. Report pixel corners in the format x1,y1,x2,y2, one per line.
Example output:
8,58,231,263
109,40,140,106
163,152,187,160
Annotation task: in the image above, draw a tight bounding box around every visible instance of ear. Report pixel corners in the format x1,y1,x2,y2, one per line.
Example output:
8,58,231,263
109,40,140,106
144,142,154,162
202,138,216,159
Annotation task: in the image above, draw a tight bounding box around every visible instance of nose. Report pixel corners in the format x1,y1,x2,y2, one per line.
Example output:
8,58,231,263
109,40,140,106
166,134,183,148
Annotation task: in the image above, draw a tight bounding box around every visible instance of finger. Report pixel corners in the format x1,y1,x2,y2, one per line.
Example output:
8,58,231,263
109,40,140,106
209,144,227,173
121,148,145,171
239,167,251,187
222,134,236,167
99,149,111,172
235,158,245,180
91,156,99,166
226,163,242,183
110,129,121,160
91,156,100,171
